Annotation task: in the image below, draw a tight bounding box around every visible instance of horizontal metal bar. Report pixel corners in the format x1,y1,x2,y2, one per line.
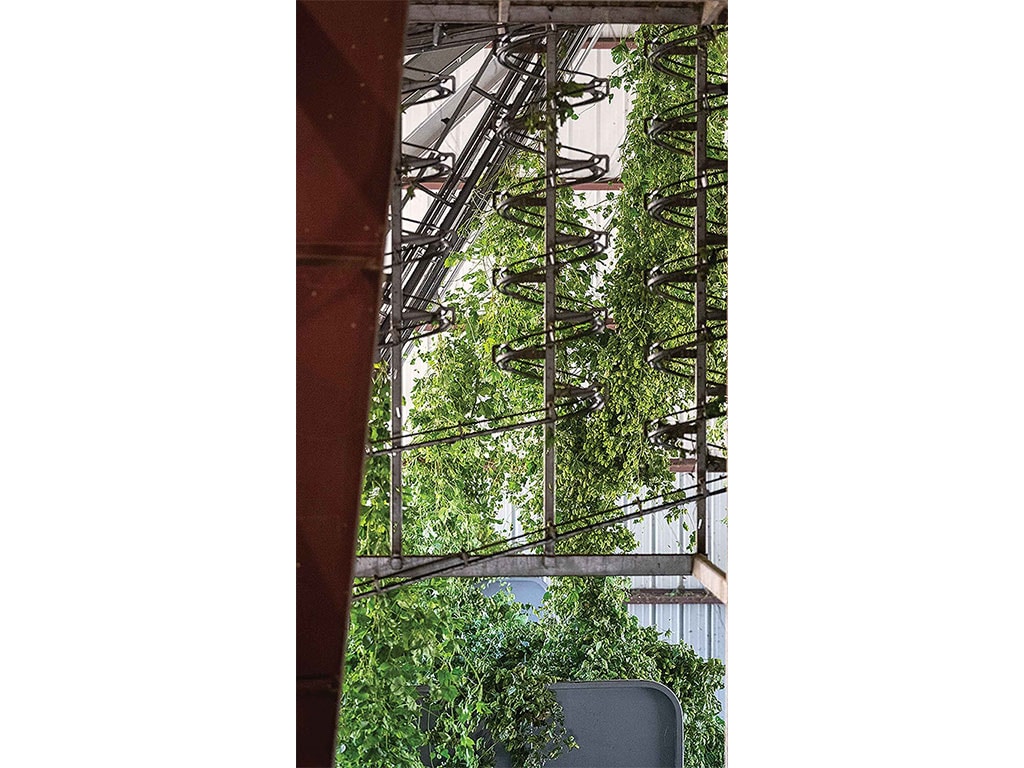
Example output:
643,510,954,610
366,410,551,456
628,588,720,605
408,1,704,24
352,483,726,599
354,554,694,579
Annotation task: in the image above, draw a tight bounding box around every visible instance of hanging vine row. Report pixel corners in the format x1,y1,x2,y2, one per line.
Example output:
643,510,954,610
642,27,729,516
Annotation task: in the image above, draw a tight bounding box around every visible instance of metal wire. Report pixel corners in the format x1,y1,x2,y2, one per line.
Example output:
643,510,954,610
367,405,550,457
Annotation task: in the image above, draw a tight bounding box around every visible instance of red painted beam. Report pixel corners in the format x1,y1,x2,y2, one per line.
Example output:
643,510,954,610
296,2,408,766
591,38,637,49
670,458,697,473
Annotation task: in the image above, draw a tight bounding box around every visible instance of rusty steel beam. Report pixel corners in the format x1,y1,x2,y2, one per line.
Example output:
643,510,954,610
628,588,721,605
669,457,696,473
296,2,408,766
409,0,708,24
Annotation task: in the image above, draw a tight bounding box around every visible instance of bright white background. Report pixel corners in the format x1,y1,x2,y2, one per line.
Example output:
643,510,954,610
1,2,1021,766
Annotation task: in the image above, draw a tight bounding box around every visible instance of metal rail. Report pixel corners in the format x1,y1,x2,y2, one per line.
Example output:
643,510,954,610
355,554,696,579
544,29,558,555
628,588,721,605
694,37,709,554
352,479,727,598
408,1,708,25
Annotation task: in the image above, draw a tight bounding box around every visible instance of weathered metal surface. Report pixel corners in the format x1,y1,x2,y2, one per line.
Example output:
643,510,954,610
628,588,721,605
354,553,694,579
408,0,707,24
297,2,406,255
669,457,697,472
296,2,408,766
692,553,727,604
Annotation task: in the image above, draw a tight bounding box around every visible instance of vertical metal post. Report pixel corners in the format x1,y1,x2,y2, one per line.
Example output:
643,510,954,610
390,110,404,559
543,27,558,555
694,35,709,557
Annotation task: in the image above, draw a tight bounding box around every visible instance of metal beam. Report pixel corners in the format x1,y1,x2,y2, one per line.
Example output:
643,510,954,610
354,554,694,579
694,35,709,556
295,2,407,765
628,588,721,605
543,28,558,556
691,553,727,604
409,1,706,24
669,457,696,473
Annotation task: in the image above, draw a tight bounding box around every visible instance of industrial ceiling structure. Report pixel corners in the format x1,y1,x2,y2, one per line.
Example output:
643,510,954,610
296,2,727,765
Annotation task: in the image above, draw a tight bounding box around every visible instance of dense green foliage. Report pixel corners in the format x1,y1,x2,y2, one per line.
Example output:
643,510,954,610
340,577,724,768
609,26,728,444
339,26,728,768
